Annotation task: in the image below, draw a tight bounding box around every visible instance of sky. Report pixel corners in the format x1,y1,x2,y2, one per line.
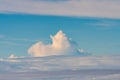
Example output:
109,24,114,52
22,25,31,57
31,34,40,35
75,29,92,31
0,0,120,58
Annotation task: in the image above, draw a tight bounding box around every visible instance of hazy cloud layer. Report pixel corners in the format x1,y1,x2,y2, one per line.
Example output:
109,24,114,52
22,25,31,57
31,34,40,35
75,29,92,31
0,55,120,72
28,30,80,57
0,55,120,80
0,0,120,18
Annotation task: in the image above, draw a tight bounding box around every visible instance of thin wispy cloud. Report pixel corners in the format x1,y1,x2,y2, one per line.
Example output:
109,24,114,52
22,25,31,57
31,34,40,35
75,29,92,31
88,19,120,28
0,0,120,18
8,38,40,42
0,41,26,46
0,36,46,46
0,35,5,39
2,35,49,43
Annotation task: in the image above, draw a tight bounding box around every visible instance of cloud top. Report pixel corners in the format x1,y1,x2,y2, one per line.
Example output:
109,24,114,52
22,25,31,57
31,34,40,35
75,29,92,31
28,30,80,57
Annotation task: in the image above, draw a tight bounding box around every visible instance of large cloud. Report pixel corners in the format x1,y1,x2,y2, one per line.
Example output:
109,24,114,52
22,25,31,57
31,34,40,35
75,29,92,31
1,55,120,80
0,0,120,18
1,55,120,72
28,30,80,57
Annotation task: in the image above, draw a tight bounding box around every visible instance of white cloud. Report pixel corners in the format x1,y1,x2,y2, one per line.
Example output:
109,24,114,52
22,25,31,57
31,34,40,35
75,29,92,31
0,0,120,18
9,54,18,58
28,30,80,57
8,54,25,60
78,49,89,54
0,55,120,72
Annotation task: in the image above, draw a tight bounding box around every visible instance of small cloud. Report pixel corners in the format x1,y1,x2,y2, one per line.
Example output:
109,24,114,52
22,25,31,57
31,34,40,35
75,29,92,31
28,30,85,57
78,49,90,55
8,54,25,59
9,54,18,58
79,49,86,53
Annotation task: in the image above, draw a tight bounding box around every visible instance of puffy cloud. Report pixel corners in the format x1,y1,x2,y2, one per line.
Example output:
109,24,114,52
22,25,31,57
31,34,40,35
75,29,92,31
28,30,80,57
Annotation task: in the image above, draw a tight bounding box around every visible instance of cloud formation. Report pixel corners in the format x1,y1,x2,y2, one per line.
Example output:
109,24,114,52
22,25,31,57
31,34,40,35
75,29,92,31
9,54,18,58
28,30,80,57
1,55,120,72
0,0,120,18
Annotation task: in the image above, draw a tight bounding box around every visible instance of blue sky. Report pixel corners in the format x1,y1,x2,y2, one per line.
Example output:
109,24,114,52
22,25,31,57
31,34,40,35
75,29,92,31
0,0,120,58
